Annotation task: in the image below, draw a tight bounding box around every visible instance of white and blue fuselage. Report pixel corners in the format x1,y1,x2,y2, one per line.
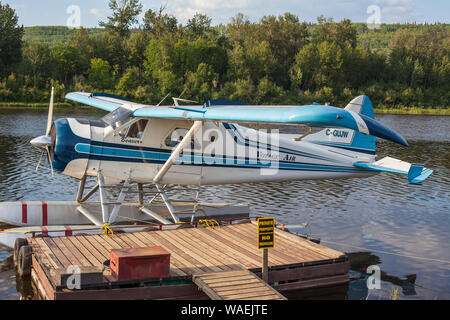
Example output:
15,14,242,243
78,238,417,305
52,116,377,186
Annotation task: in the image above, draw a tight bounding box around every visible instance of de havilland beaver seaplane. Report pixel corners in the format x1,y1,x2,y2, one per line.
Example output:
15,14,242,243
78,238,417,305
0,88,433,247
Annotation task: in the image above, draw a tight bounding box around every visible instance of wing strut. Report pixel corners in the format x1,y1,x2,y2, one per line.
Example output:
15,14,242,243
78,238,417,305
152,120,203,224
154,120,203,183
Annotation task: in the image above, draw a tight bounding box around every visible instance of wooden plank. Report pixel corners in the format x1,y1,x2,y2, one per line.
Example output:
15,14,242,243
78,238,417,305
253,261,350,283
33,238,63,269
104,233,130,248
213,282,265,293
237,223,329,262
124,232,147,247
58,237,92,267
231,223,322,262
246,294,285,300
31,255,55,300
223,225,296,265
274,274,349,292
29,240,55,272
43,238,72,268
210,226,288,266
196,270,252,280
51,237,83,267
74,236,104,265
193,270,286,300
31,269,50,300
133,232,187,277
221,289,281,300
87,236,113,259
181,228,246,270
194,227,262,268
54,283,207,300
114,233,137,248
249,221,343,258
163,228,233,270
66,236,103,267
148,231,213,274
203,275,258,285
140,231,207,275
160,228,230,273
130,232,187,277
193,278,224,300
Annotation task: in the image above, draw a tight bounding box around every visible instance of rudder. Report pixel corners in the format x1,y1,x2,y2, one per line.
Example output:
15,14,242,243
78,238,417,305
304,95,376,155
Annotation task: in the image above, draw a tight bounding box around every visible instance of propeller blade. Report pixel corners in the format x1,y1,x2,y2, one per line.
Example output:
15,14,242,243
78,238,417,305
35,150,44,171
46,87,54,136
45,146,54,176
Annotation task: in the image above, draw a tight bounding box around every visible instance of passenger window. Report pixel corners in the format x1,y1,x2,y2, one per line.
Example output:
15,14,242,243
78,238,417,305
127,120,148,138
165,128,188,147
164,128,201,150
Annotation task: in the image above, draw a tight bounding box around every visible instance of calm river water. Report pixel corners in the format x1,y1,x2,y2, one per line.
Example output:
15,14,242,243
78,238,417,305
0,109,448,300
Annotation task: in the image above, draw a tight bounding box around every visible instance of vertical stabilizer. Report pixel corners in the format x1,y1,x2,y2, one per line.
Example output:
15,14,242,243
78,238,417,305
304,96,376,155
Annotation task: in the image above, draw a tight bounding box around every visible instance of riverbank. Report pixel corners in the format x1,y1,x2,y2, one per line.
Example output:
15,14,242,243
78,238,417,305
0,102,79,109
1,102,448,115
374,107,449,116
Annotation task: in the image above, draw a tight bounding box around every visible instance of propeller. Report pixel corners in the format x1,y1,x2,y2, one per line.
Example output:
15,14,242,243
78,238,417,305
31,87,55,175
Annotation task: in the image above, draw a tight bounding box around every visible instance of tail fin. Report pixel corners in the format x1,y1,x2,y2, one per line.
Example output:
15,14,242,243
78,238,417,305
304,96,376,155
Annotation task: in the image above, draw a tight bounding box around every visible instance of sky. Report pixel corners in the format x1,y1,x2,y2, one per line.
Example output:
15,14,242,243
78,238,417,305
5,0,450,28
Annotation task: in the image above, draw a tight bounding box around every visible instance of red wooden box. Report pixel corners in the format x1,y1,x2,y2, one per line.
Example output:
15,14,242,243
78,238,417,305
110,246,170,281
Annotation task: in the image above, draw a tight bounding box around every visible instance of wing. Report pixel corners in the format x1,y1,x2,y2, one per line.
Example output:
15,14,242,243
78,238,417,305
65,93,408,146
133,101,408,146
65,92,145,112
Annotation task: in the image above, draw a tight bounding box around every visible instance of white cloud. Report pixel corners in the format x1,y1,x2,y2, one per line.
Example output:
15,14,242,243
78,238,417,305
89,8,101,17
149,0,423,25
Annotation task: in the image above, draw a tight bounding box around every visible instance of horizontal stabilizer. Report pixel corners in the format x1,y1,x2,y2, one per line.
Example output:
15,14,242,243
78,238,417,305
354,157,433,184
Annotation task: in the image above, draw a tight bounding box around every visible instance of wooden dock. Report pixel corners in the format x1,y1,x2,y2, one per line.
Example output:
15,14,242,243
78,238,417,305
25,219,350,300
193,270,287,300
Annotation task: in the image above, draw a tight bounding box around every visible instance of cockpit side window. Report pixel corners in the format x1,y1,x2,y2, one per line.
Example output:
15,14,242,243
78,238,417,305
127,119,148,139
101,107,133,129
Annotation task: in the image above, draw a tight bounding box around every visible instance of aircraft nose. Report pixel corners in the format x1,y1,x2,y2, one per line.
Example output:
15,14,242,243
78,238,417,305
30,135,53,150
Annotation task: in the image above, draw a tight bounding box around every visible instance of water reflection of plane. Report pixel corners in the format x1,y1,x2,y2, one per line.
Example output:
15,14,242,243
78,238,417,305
347,252,417,297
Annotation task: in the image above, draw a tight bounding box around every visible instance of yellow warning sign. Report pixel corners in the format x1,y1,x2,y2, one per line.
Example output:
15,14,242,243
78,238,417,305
257,217,275,249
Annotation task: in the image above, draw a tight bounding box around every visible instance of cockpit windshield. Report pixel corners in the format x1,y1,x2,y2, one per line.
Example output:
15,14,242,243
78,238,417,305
101,107,133,129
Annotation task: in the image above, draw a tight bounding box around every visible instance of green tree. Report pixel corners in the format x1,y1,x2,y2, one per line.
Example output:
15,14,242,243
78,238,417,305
186,13,212,38
88,58,114,90
100,0,143,39
21,42,52,87
0,2,24,77
143,6,178,38
51,44,79,84
116,66,140,97
314,16,357,48
255,13,310,88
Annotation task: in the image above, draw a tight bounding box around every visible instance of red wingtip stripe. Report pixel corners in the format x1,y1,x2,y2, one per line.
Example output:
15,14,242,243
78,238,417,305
21,202,27,224
64,226,73,236
42,201,48,226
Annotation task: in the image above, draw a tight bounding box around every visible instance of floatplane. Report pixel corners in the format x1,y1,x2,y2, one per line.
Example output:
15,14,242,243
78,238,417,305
0,88,432,247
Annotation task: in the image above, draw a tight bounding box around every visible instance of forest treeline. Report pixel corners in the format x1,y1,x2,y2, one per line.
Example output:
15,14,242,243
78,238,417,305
0,1,449,111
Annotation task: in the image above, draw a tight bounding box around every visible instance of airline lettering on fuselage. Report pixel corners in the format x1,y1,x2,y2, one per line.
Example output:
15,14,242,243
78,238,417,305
257,151,296,162
120,137,143,144
325,129,349,138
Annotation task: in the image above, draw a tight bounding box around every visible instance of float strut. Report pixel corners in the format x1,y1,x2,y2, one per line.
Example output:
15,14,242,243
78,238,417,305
76,175,87,202
97,171,109,224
